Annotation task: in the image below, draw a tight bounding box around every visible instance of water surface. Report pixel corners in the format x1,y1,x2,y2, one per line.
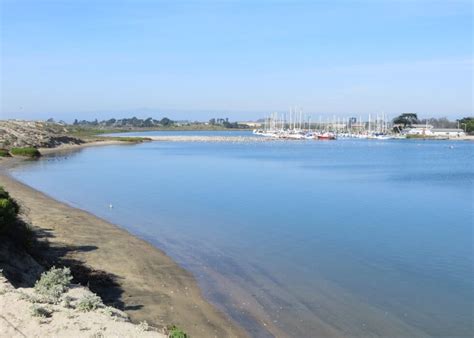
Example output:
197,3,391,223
11,134,474,337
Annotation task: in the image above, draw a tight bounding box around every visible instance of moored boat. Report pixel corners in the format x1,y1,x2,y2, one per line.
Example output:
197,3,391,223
317,132,336,140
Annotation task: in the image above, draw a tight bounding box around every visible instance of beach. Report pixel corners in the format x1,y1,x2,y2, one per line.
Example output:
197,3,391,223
0,150,247,338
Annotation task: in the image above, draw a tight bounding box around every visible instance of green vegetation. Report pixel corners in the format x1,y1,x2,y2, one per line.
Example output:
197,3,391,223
77,293,103,312
107,136,152,143
457,117,474,134
0,186,34,250
34,266,73,303
10,147,41,158
167,325,188,338
30,304,52,318
0,186,20,234
67,127,130,138
68,116,249,132
72,116,173,128
0,149,11,157
392,113,419,127
208,117,245,129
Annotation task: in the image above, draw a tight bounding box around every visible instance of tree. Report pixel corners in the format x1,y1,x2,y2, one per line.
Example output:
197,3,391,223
160,117,173,126
222,121,238,128
105,118,116,126
143,117,154,127
392,113,419,127
457,117,474,134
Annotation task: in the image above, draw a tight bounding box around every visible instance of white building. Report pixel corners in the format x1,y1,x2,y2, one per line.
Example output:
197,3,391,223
402,124,433,135
403,126,466,138
431,128,466,137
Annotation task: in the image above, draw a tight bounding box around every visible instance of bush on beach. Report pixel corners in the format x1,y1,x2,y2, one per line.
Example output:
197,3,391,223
35,266,72,303
77,293,103,312
0,186,20,233
167,325,188,338
0,149,10,157
0,186,35,251
30,304,52,318
34,266,72,303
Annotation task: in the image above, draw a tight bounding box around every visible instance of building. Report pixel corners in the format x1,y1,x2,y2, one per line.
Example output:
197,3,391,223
348,117,357,127
402,125,466,138
402,124,433,135
238,121,262,128
431,128,466,137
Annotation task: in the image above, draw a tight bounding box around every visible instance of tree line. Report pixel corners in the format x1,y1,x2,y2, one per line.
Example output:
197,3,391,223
208,118,243,129
71,117,174,128
62,116,248,129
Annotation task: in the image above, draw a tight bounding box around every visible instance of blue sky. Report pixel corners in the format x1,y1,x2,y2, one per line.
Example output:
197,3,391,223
1,0,472,121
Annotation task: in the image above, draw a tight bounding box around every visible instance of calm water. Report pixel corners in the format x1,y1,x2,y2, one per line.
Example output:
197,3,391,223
10,133,474,337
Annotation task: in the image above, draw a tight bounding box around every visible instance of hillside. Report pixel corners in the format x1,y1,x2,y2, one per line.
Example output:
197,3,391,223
0,120,84,149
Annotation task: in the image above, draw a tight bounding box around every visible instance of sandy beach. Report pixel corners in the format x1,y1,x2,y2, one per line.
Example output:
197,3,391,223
0,149,247,337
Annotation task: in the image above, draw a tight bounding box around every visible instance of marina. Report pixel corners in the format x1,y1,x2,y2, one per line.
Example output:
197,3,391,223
253,110,405,140
251,110,470,141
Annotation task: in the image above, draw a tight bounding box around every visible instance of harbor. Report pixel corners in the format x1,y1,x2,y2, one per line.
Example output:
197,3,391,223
252,110,469,141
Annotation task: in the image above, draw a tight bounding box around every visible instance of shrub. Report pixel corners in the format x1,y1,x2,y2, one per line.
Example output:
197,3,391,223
0,149,10,157
0,198,18,229
0,187,20,213
0,186,35,251
30,304,52,318
77,293,103,312
0,186,20,233
34,267,72,303
168,325,188,338
10,147,41,158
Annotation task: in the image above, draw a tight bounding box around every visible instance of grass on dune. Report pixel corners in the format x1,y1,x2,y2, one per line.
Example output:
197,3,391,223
10,147,41,158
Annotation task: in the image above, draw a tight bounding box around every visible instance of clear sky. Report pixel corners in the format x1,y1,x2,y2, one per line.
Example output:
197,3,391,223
1,0,472,121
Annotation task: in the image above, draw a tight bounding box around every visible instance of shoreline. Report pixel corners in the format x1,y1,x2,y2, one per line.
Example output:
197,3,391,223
0,150,248,337
37,139,129,154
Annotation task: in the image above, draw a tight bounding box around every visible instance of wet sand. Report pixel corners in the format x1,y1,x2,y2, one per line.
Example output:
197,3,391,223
0,152,247,337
